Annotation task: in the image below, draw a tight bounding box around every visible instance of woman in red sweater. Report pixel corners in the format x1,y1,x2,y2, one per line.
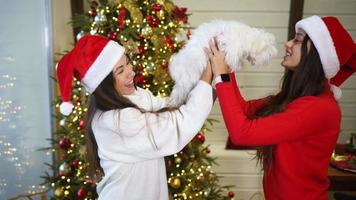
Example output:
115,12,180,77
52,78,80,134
206,16,356,199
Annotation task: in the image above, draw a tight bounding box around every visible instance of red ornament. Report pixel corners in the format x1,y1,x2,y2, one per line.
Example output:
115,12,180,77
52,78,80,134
136,64,144,72
166,37,174,49
71,159,80,168
134,75,145,85
151,4,161,12
108,32,118,40
138,46,145,56
57,172,66,177
76,188,88,199
228,191,235,198
145,15,153,22
172,6,188,24
161,60,168,69
118,18,125,29
79,119,86,129
118,7,126,17
89,9,97,17
195,133,205,143
166,159,173,168
150,18,159,27
59,138,71,150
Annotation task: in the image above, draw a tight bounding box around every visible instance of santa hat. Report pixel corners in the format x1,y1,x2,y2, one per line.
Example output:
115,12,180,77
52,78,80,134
56,35,125,115
295,15,356,99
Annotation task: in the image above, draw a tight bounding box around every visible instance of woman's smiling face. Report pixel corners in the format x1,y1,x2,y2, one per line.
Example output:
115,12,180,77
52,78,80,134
281,29,310,70
113,55,136,95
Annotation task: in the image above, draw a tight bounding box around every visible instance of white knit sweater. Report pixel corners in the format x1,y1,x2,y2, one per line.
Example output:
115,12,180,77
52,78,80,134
92,81,213,200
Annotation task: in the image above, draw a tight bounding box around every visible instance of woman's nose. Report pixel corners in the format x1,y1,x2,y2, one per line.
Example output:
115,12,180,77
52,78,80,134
129,67,135,77
285,39,293,49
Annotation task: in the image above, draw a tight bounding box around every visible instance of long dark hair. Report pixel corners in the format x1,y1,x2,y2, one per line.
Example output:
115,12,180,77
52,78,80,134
85,72,141,180
254,35,326,172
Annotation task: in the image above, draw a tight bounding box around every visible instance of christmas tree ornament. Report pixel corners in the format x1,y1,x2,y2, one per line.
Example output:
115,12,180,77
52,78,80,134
90,28,98,35
59,162,70,174
158,10,165,20
76,30,85,41
166,159,173,168
141,26,153,38
174,157,182,164
145,14,153,23
54,187,63,196
89,9,97,17
138,46,145,56
77,187,88,199
59,138,71,150
150,18,159,27
170,177,181,189
151,4,161,12
94,13,107,24
79,119,85,129
228,191,235,198
59,118,66,127
134,74,145,85
165,36,174,49
108,31,118,40
71,159,80,168
195,133,205,143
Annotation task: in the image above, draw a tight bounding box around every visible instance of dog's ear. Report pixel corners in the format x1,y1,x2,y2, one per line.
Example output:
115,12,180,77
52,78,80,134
251,35,267,55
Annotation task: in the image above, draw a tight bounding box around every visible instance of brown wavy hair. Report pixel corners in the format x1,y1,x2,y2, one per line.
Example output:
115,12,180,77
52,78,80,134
254,35,325,172
84,72,142,181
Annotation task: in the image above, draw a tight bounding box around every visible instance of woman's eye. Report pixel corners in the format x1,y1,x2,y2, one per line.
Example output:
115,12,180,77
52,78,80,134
294,38,301,43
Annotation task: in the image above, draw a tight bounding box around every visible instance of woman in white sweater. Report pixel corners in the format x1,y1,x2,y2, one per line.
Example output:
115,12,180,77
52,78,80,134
56,35,213,200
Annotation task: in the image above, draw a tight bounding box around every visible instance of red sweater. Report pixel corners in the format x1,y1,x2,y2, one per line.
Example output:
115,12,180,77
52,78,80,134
216,73,341,200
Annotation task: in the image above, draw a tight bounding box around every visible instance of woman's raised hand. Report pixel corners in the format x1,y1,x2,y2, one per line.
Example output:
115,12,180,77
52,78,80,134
200,57,213,84
204,38,230,76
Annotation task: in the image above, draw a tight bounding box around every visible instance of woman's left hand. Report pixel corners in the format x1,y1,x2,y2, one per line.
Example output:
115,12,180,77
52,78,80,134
204,38,230,76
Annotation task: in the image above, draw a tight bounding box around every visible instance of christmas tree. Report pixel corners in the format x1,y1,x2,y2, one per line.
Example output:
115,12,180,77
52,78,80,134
42,0,234,199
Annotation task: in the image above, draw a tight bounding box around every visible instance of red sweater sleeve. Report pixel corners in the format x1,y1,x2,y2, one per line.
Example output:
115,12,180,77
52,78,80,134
216,78,339,146
227,72,268,115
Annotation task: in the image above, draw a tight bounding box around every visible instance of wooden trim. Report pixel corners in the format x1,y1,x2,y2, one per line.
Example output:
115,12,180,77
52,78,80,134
288,0,304,40
70,0,84,43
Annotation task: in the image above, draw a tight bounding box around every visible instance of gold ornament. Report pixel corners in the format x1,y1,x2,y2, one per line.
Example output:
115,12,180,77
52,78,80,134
170,177,181,189
175,157,182,164
54,188,63,196
158,10,165,20
141,26,153,38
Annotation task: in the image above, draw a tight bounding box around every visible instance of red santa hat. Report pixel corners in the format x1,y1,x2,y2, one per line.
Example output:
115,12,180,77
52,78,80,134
295,15,356,99
56,35,125,115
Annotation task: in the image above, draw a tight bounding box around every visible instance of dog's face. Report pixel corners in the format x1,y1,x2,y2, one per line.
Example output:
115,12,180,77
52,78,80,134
248,30,278,66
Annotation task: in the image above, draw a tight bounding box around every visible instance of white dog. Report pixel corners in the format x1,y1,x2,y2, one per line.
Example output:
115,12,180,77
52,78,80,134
168,20,278,106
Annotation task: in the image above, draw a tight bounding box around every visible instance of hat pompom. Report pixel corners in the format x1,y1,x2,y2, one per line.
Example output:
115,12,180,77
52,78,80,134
60,102,74,116
330,84,342,100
